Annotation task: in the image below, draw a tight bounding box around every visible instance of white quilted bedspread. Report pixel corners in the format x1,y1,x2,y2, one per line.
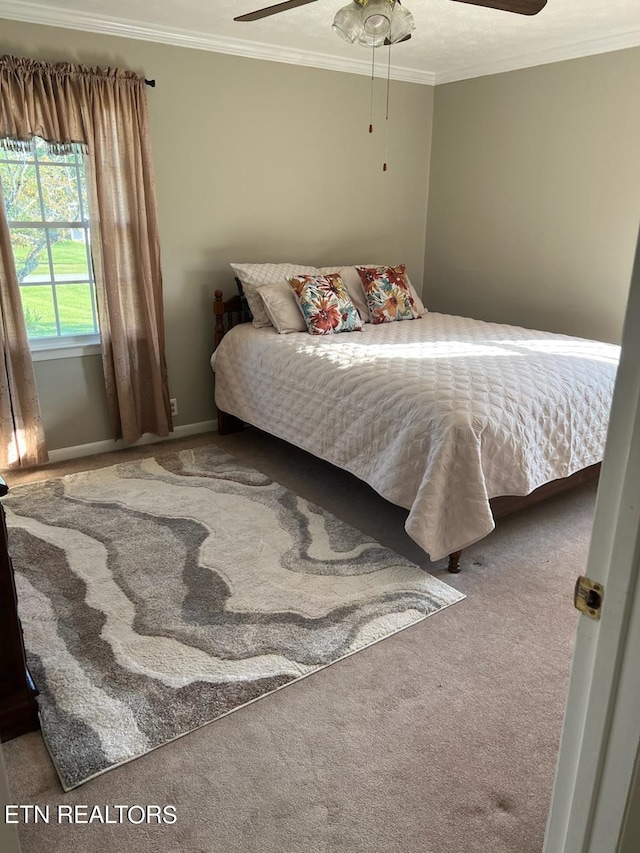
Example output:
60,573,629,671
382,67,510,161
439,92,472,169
213,313,619,561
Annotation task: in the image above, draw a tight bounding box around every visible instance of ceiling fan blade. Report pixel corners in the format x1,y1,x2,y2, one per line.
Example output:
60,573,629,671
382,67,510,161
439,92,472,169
383,33,412,46
450,0,547,15
234,0,319,22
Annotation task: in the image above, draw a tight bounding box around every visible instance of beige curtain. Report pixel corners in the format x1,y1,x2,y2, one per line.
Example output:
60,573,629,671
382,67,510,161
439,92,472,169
0,55,172,445
0,179,48,468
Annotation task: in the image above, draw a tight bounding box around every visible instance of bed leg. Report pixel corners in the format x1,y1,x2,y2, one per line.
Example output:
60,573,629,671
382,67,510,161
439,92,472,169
217,409,245,436
448,550,463,574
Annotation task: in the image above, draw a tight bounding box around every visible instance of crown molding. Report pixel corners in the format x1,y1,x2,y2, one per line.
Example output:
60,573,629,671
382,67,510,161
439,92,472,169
435,29,640,84
1,0,639,88
0,0,436,86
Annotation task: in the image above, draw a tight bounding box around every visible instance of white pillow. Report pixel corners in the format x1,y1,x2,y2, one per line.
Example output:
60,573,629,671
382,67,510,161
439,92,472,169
231,262,320,328
258,282,306,334
318,265,427,321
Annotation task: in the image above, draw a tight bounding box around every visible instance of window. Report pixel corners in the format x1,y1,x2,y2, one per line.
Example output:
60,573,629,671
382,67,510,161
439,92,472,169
0,137,100,355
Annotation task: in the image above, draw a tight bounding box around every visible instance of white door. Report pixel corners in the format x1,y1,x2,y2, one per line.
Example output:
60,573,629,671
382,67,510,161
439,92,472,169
544,226,640,853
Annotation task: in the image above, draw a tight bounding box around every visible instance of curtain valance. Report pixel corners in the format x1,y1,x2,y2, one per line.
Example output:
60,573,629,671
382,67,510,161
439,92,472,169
0,55,144,151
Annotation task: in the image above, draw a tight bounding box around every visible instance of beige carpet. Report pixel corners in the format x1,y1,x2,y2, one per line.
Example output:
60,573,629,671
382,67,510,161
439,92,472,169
3,428,590,853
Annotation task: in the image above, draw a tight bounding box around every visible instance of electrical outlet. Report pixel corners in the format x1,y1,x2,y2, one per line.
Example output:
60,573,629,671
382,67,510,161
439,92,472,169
170,398,178,417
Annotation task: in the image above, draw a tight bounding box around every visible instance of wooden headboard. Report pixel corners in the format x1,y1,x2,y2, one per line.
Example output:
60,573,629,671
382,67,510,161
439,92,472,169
213,278,252,348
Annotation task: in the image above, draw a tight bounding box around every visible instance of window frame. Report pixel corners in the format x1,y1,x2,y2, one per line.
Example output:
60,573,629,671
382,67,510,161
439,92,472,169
0,139,101,355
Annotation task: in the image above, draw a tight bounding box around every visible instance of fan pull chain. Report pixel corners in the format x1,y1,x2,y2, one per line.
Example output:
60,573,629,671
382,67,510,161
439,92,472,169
369,45,375,133
383,42,391,171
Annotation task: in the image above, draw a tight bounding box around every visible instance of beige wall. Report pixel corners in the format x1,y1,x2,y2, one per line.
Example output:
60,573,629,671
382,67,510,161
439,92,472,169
424,49,640,343
0,18,434,450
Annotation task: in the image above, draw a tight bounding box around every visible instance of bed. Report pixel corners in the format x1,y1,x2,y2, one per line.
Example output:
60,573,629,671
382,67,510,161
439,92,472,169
211,284,619,572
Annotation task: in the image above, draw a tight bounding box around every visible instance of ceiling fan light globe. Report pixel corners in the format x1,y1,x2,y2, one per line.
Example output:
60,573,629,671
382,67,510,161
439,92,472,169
361,0,392,37
332,5,362,42
364,13,390,36
388,5,415,43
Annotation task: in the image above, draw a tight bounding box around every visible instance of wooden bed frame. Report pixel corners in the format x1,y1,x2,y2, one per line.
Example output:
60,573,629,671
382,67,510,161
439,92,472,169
213,289,600,573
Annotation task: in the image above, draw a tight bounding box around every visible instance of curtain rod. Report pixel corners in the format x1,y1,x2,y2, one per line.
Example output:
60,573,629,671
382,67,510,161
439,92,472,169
145,79,156,87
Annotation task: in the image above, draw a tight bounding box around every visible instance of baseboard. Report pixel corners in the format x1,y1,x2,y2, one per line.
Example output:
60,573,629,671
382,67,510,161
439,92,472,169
47,420,218,464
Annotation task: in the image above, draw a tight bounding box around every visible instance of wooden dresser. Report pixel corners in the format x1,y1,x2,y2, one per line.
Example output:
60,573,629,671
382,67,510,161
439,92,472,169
0,476,40,741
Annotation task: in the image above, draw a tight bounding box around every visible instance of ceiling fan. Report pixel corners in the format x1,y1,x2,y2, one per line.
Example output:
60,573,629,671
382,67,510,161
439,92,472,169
234,0,548,27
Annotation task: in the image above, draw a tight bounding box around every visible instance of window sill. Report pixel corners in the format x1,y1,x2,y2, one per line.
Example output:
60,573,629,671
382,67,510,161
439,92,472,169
30,339,102,361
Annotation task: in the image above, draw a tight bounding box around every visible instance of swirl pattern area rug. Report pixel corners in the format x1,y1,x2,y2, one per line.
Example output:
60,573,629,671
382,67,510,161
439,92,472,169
4,446,465,790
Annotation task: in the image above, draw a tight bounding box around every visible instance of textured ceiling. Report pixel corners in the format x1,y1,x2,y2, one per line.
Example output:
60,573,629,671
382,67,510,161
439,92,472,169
2,0,640,82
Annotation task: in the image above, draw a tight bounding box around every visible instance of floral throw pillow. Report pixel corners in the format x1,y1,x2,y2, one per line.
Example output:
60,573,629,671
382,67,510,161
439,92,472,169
287,274,363,335
356,264,421,324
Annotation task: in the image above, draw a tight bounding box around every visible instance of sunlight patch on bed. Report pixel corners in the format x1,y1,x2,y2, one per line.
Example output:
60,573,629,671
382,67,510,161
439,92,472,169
293,335,619,368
